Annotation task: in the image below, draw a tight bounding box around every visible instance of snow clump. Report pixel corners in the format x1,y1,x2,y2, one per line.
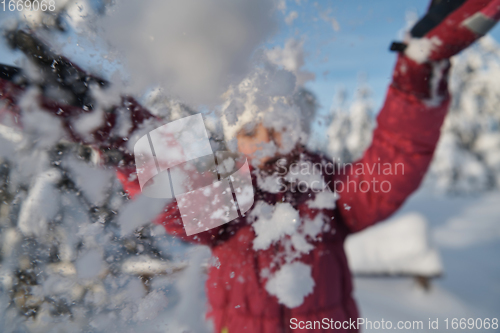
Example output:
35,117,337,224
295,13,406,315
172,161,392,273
265,261,315,308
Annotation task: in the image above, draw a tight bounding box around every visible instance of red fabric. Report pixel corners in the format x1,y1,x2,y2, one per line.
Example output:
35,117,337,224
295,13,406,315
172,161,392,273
424,0,499,61
392,53,450,100
482,0,500,19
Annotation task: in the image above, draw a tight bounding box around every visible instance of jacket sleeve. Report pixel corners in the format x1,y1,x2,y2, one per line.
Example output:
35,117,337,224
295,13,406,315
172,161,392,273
334,55,450,233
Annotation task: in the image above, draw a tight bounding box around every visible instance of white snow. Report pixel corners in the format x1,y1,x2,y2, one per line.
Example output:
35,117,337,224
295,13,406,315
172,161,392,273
256,172,283,193
172,246,212,333
307,191,338,209
63,156,115,206
425,59,449,107
302,213,327,239
325,84,374,162
404,36,442,64
64,0,94,31
19,88,65,148
353,187,500,332
431,132,489,192
117,194,171,236
221,66,304,145
75,249,104,279
252,203,300,251
290,233,314,254
429,36,500,192
220,39,317,146
134,290,169,322
98,0,277,105
2,3,500,332
0,124,21,160
217,156,235,175
122,256,187,275
265,261,315,308
433,192,500,248
0,123,23,144
73,108,105,140
17,169,62,237
345,212,443,277
20,0,93,31
266,38,315,86
284,160,327,191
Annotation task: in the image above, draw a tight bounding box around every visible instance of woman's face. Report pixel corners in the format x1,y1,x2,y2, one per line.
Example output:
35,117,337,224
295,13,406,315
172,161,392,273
236,123,282,167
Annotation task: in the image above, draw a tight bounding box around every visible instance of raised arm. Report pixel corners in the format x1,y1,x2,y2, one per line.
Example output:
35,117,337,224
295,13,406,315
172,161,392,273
335,0,500,232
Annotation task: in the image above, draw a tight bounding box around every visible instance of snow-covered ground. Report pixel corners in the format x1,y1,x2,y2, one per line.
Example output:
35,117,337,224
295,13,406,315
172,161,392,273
353,186,500,332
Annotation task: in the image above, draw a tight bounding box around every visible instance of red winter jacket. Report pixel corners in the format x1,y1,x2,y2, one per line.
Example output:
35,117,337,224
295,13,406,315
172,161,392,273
115,63,451,332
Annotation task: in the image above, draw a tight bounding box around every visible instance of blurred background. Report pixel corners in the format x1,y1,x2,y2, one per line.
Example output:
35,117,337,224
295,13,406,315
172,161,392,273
0,0,499,332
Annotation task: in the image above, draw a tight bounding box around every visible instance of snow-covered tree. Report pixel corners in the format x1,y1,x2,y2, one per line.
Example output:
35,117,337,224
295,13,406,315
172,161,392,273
0,121,197,331
13,0,112,32
325,82,375,163
429,35,500,193
0,29,213,333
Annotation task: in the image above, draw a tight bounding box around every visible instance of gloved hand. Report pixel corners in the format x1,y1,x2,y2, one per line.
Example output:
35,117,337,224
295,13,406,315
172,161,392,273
390,0,500,101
